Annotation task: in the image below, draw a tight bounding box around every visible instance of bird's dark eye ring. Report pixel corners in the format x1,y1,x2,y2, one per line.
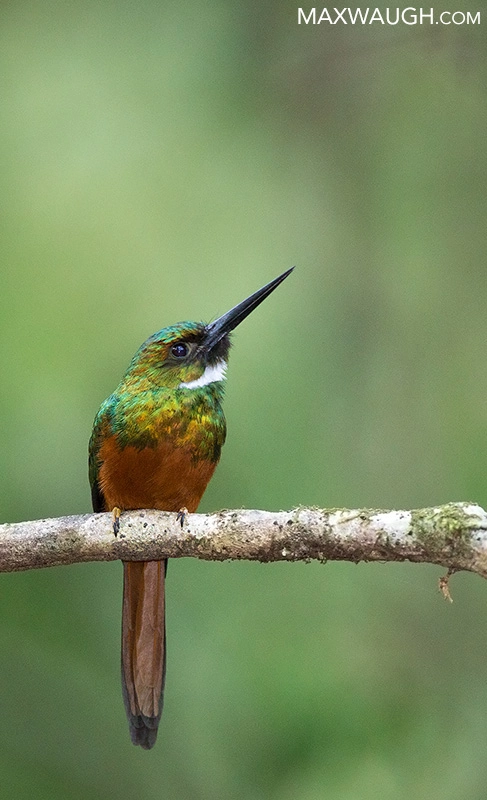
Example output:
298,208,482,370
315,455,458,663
171,342,188,358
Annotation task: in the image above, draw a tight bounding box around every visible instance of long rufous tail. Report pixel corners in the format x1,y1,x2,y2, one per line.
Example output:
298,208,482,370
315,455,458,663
121,560,167,750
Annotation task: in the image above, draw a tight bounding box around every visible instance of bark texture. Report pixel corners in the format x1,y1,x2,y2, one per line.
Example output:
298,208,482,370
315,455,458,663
1,502,487,578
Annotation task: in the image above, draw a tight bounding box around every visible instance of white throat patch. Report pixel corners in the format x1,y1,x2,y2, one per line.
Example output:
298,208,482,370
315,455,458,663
179,360,227,389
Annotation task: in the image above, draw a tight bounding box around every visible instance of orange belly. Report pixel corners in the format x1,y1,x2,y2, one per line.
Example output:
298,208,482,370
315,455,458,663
97,435,217,513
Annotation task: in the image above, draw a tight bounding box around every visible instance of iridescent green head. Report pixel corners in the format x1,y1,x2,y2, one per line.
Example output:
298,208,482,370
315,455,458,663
123,267,294,391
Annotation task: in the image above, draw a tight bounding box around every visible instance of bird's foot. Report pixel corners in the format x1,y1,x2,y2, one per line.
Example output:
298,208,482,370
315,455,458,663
176,507,188,528
112,507,122,536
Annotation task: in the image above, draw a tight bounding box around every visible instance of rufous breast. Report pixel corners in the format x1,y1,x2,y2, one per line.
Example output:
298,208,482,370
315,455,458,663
97,435,218,513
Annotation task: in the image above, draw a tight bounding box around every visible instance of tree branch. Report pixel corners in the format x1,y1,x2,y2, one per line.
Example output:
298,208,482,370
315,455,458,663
1,502,487,579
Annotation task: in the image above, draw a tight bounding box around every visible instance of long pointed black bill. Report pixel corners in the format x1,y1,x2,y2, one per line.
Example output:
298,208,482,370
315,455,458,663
205,267,294,351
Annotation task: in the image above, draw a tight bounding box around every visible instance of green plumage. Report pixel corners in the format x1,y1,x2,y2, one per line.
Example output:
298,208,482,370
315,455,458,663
88,322,227,509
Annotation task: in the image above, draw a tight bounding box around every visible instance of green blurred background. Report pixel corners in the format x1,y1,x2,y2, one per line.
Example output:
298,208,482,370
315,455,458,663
1,2,487,798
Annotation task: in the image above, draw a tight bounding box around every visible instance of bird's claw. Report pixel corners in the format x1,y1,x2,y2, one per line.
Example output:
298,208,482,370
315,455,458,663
176,507,188,528
112,507,122,536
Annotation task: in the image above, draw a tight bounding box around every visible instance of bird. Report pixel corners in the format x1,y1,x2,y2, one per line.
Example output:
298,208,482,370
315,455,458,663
88,267,293,749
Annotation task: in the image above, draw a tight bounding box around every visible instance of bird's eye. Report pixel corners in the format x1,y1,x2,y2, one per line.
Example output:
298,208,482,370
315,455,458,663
171,342,188,358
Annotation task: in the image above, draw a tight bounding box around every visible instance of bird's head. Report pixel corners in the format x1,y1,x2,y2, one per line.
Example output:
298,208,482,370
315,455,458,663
123,267,294,391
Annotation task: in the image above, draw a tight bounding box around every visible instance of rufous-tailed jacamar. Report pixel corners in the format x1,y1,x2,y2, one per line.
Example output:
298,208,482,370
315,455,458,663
88,268,293,749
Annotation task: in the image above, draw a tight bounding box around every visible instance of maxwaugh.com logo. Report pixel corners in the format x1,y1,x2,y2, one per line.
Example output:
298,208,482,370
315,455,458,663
298,7,481,24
